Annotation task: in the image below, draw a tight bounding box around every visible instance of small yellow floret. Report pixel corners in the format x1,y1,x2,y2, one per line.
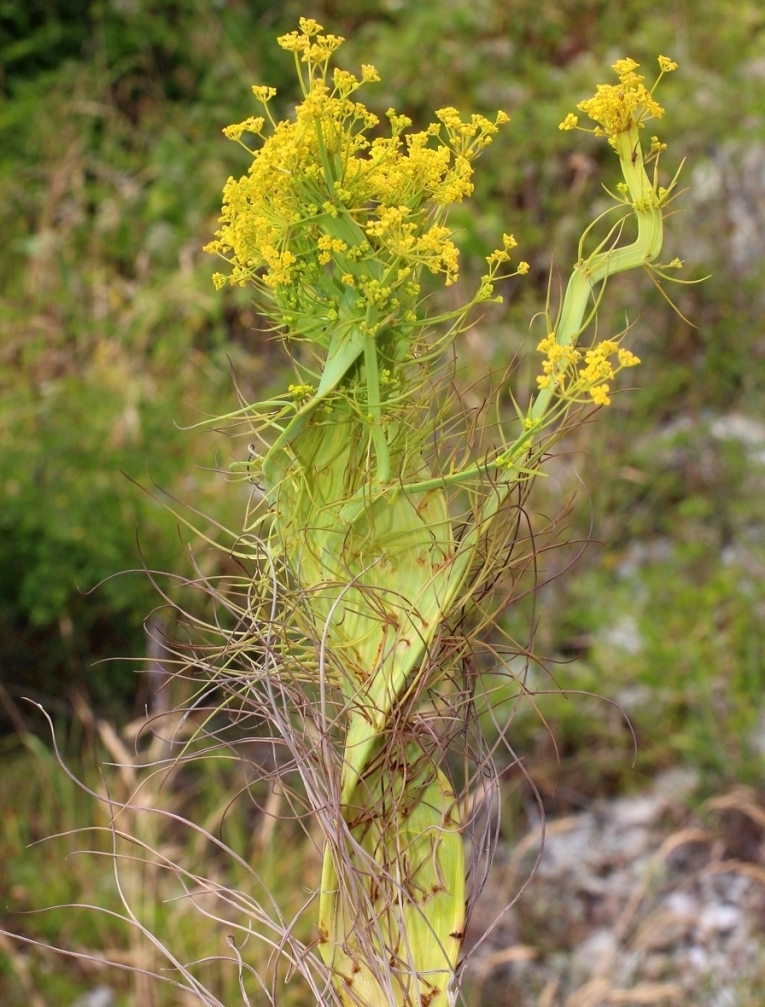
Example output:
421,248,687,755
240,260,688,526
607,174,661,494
298,17,323,36
486,250,509,267
276,31,305,52
559,113,578,131
222,116,264,141
611,57,639,77
589,384,611,406
658,55,678,72
288,382,315,399
332,68,358,90
617,348,641,367
516,261,530,275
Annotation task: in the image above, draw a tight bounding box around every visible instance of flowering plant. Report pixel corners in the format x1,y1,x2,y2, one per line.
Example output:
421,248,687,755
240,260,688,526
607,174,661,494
197,20,683,1007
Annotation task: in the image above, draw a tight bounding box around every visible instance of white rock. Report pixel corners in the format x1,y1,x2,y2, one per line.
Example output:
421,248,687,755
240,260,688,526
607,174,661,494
710,413,765,464
601,614,643,654
536,817,594,876
697,904,742,936
72,989,115,1007
665,891,699,917
609,795,665,828
682,944,710,972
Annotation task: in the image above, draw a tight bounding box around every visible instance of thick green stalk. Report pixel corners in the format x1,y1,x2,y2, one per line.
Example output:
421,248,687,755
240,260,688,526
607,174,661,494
318,124,670,1006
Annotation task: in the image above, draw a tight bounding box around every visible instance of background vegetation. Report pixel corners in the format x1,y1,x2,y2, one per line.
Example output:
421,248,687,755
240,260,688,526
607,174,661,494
1,0,764,1003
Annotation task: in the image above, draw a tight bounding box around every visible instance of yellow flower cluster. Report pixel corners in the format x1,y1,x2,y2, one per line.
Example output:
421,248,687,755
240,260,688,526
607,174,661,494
221,118,265,144
204,19,511,322
288,382,315,399
222,116,265,142
277,18,345,63
478,233,529,299
317,234,348,265
252,85,277,103
365,205,459,284
535,335,640,406
435,106,510,158
558,56,677,142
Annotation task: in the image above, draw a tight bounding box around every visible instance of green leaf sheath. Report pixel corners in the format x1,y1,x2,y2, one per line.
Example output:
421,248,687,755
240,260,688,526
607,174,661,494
318,743,465,1007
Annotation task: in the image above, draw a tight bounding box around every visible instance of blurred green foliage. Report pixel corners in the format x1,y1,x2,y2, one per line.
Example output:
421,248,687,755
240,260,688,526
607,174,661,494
0,0,302,716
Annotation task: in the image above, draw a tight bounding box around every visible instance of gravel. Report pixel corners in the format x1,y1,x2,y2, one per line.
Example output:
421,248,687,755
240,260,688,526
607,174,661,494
465,773,765,1006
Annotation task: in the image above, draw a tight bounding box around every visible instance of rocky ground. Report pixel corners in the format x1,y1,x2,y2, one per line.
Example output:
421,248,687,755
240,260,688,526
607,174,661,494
466,771,765,1007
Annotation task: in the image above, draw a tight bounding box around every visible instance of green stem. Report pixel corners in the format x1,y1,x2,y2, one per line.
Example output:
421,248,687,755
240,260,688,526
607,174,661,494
532,126,662,420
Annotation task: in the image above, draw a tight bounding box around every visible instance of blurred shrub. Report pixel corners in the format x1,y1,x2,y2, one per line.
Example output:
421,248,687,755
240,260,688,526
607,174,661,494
0,0,302,720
